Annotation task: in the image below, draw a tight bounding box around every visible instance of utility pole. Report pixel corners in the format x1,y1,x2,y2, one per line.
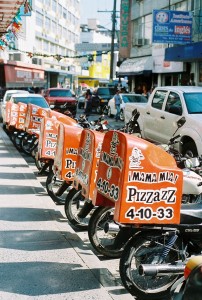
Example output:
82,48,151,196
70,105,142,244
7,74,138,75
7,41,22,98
110,0,117,81
98,0,117,82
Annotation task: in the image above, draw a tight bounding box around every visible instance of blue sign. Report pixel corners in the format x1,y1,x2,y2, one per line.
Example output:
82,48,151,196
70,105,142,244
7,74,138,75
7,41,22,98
152,10,193,44
19,0,32,16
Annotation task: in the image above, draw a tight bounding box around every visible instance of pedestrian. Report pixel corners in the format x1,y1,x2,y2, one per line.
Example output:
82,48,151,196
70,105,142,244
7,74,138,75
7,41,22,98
114,90,122,121
85,89,92,116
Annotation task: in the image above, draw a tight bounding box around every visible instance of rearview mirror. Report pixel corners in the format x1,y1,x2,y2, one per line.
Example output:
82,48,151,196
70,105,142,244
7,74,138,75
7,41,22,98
177,116,186,128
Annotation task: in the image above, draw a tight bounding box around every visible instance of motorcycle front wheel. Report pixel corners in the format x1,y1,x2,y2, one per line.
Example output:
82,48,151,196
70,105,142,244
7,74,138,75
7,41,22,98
88,206,129,258
119,231,181,299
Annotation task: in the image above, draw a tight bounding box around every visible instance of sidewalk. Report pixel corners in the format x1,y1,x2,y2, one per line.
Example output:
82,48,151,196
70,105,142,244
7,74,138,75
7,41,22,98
0,125,134,300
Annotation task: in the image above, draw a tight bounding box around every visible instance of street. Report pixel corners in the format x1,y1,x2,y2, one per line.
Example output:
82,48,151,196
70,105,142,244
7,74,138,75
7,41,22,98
0,121,134,300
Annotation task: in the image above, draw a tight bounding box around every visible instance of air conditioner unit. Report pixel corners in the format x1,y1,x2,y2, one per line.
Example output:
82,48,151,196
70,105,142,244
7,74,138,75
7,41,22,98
9,53,26,62
32,58,43,65
133,38,144,46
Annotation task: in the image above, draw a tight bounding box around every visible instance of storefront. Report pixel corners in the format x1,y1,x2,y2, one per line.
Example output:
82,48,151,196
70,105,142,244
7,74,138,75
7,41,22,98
118,56,153,92
165,42,202,86
0,60,46,89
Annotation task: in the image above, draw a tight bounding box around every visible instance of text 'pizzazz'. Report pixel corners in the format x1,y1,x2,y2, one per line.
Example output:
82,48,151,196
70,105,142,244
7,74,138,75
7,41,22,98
126,186,177,204
101,152,123,170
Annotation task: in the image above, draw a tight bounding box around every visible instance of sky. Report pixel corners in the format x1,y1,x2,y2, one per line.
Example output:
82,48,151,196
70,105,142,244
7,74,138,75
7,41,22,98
80,0,121,30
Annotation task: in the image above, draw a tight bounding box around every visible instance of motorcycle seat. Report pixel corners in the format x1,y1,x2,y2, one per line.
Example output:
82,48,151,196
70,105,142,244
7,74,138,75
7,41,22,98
180,203,202,224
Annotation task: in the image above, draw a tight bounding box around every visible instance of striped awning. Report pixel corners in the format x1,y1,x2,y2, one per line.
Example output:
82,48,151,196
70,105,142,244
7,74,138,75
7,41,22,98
0,0,24,37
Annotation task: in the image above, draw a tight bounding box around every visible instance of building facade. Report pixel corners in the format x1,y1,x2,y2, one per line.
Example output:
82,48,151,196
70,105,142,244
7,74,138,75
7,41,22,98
118,0,202,92
0,0,81,90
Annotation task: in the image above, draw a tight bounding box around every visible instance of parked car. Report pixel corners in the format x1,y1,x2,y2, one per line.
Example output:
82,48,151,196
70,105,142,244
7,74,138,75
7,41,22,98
1,90,29,125
93,87,116,114
107,93,148,121
43,88,77,117
10,94,50,108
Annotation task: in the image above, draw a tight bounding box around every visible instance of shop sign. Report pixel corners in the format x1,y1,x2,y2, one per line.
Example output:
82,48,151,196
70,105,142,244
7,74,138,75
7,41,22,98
152,10,193,44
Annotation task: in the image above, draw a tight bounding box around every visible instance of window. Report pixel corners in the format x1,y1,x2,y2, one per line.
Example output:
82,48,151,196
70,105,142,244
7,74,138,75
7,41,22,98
184,93,202,114
52,20,57,34
151,90,167,110
52,0,57,12
45,17,51,30
132,14,152,46
58,4,62,16
36,11,43,27
63,8,67,19
165,92,182,115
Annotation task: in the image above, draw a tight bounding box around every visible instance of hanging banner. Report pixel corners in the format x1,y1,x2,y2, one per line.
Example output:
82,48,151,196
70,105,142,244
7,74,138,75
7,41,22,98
19,0,32,16
152,10,193,44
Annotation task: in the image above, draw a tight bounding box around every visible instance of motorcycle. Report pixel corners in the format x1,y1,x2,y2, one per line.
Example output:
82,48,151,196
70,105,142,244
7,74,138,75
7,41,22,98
119,201,202,300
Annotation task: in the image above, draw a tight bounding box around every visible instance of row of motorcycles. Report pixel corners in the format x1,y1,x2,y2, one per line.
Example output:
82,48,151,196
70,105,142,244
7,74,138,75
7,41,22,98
4,99,202,300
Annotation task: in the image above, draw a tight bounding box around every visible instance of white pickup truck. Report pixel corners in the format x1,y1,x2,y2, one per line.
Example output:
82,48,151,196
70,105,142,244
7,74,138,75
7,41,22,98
124,86,202,157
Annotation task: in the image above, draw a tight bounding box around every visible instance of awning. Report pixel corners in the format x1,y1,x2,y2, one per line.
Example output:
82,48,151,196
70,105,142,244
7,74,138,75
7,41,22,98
118,56,153,76
165,42,202,62
0,0,24,37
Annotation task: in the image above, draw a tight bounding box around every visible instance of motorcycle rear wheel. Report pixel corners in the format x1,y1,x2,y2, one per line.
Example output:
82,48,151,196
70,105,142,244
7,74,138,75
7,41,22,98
46,170,72,205
88,206,127,258
119,231,181,299
64,188,93,230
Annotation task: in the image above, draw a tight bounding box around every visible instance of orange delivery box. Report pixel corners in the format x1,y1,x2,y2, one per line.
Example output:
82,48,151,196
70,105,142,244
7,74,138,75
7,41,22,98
5,101,12,126
38,114,79,161
73,129,104,200
15,102,28,131
24,103,49,134
94,130,183,225
8,103,19,128
53,123,83,181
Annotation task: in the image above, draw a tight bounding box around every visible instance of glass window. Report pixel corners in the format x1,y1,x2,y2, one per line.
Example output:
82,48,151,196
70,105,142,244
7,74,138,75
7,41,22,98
184,93,202,114
36,11,43,27
43,40,49,52
63,8,67,19
49,89,73,97
165,92,182,115
151,90,167,110
58,4,62,16
45,17,51,29
52,0,57,12
52,20,57,34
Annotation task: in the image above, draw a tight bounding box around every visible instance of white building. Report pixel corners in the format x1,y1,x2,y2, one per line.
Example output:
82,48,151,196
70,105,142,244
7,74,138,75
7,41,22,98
1,0,81,89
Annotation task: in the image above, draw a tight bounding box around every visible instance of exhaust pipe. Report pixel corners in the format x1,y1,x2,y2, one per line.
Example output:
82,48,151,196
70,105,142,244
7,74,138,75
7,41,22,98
139,263,185,276
104,222,120,234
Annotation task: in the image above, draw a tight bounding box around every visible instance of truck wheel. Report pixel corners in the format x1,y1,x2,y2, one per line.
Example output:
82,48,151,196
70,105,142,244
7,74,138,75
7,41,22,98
182,141,198,157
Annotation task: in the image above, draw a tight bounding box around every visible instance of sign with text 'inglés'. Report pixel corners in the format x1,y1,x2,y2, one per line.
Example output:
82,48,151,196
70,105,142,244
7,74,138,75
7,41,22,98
152,10,192,44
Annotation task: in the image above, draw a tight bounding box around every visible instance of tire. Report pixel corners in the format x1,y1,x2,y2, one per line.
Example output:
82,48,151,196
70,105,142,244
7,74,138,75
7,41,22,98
120,109,125,121
182,141,198,157
13,132,24,151
88,206,127,258
96,105,102,114
64,188,93,230
46,170,72,204
107,107,112,117
20,133,36,155
119,231,181,299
